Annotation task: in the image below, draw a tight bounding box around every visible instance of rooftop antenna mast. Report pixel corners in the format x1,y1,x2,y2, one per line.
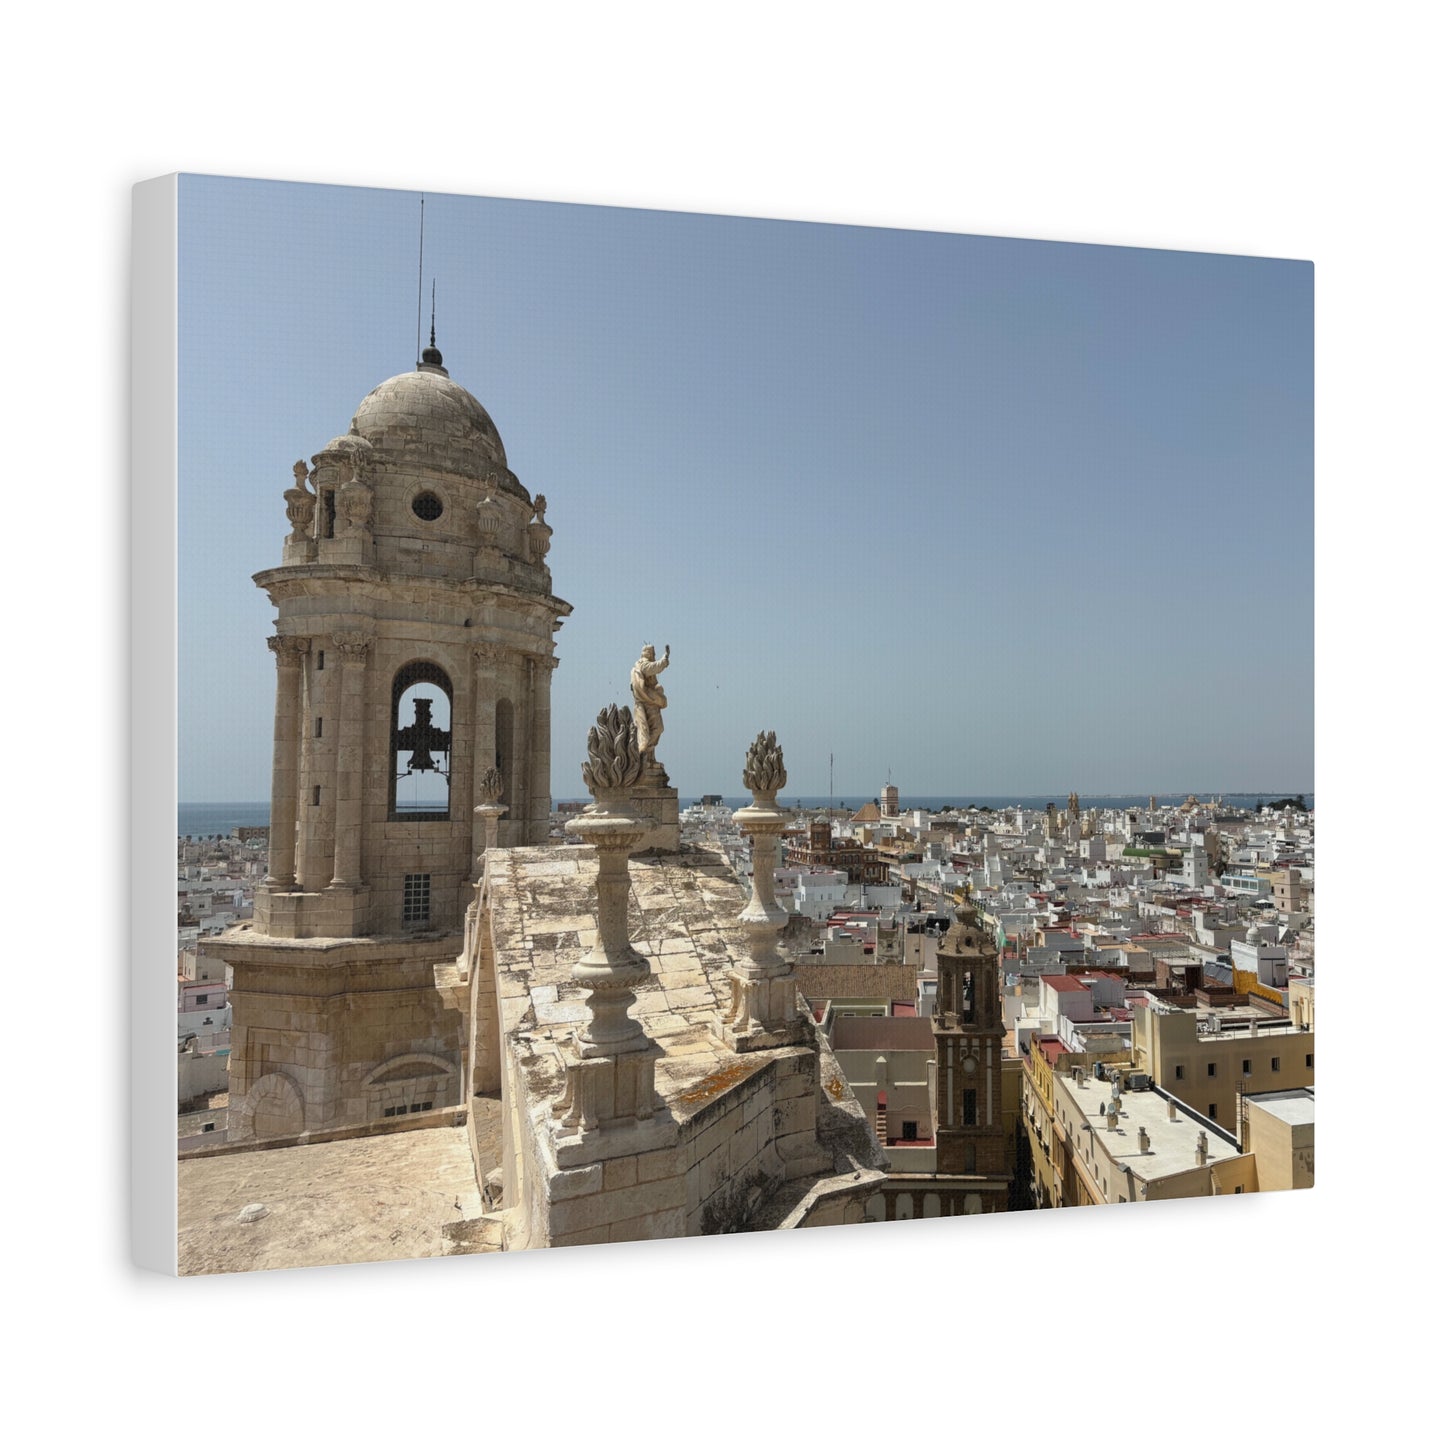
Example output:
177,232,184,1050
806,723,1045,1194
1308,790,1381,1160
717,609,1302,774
415,196,426,367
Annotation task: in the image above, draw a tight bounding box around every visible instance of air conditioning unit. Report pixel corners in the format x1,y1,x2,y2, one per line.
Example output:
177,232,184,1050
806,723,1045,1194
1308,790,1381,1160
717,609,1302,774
1129,1072,1150,1091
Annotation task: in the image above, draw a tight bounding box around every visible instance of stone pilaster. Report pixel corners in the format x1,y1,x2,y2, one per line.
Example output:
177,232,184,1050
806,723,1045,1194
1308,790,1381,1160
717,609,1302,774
329,629,372,887
470,642,507,874
295,632,334,892
528,653,557,845
263,635,310,888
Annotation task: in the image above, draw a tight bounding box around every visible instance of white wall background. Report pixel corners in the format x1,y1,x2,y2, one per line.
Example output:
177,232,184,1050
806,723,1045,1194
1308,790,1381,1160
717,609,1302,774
5,2,1429,1439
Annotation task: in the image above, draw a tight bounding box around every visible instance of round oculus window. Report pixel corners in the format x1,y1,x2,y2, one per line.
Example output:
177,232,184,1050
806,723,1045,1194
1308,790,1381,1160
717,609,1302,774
412,492,444,522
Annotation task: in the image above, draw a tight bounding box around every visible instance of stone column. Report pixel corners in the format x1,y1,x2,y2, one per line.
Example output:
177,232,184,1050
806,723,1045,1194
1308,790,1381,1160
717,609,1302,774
329,630,371,886
718,731,807,1051
295,634,334,892
564,802,650,1057
461,770,509,985
264,635,310,887
474,763,508,865
470,643,504,875
552,705,664,1148
519,653,535,844
528,653,557,845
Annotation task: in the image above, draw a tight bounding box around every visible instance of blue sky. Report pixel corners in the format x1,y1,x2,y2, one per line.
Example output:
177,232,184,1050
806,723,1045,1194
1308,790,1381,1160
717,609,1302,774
178,174,1312,801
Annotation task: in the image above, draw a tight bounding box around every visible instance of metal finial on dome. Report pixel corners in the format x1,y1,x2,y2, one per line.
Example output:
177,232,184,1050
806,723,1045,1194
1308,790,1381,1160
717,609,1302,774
420,279,446,371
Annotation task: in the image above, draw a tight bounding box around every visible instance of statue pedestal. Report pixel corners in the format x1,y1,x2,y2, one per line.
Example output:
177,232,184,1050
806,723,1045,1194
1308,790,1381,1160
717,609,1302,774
550,1038,677,1166
625,767,679,853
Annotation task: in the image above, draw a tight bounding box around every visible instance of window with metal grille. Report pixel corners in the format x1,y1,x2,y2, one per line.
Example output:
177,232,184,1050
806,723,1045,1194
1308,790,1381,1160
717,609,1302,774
403,873,431,923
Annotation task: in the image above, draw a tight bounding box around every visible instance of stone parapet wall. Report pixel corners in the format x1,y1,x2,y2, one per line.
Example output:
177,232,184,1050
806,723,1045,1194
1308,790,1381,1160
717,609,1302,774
482,844,886,1248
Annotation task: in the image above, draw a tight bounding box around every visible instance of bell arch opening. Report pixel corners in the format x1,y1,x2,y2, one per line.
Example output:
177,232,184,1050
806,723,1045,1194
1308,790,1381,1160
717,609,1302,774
389,661,454,821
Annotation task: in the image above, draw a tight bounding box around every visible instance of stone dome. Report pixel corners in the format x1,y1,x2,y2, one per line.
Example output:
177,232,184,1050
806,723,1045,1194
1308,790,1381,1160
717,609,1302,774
348,362,509,481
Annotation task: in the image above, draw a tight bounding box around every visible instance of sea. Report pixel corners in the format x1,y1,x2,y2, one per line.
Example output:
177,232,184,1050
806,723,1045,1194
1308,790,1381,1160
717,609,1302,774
178,793,1313,837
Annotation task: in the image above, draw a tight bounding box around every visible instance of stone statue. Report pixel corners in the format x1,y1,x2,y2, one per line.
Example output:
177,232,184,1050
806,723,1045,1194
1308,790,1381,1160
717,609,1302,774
630,644,670,762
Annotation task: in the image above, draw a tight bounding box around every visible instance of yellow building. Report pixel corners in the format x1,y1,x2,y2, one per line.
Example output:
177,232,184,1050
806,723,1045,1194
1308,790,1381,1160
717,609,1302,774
1131,1003,1314,1130
1240,1089,1315,1192
1020,1037,1130,1208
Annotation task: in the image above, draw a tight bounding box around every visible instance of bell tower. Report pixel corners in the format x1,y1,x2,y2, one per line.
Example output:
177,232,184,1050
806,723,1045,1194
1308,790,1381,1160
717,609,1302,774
252,338,570,940
217,338,571,1143
931,896,1013,1211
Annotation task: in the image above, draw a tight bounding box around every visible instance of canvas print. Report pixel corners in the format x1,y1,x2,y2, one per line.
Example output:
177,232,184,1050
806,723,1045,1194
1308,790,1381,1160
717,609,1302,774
168,176,1314,1273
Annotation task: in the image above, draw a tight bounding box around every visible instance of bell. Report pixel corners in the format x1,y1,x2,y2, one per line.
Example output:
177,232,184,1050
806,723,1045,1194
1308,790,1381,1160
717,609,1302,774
406,744,437,774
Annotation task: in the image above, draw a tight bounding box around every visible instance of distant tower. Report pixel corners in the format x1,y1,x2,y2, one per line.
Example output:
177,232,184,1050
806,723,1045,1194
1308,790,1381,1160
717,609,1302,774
217,337,572,1142
930,898,1013,1213
881,782,899,818
1067,790,1080,819
1182,846,1210,889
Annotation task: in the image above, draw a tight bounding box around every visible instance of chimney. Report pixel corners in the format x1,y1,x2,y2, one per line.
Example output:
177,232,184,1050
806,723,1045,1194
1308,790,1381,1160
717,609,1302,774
1138,1127,1150,1153
1195,1130,1209,1167
1167,1099,1178,1121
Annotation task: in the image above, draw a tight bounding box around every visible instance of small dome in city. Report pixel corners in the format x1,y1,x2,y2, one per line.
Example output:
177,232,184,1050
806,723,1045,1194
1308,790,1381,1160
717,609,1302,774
349,364,508,480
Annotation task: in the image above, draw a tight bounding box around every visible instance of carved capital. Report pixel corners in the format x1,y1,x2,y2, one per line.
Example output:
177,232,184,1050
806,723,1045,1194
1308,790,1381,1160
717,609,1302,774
332,629,373,664
472,641,510,666
267,634,312,667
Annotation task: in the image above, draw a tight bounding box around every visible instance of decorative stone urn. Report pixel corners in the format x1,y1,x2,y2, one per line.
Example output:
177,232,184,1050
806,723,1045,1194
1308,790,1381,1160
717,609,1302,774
476,474,503,549
717,731,806,1051
473,765,508,857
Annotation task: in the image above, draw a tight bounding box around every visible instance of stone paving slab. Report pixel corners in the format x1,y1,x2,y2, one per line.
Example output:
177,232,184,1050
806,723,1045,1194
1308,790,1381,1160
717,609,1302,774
177,1122,489,1276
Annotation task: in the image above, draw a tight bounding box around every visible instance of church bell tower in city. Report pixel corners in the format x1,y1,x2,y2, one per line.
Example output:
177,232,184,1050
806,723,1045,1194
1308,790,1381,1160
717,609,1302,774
217,335,571,1142
930,896,1013,1212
